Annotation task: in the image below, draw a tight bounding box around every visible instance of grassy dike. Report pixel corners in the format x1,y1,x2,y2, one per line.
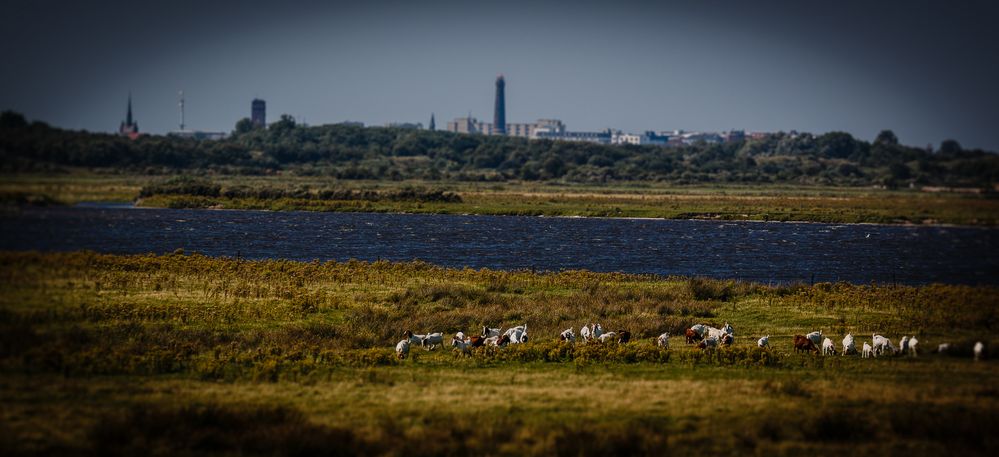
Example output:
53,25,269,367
1,251,997,455
2,172,999,225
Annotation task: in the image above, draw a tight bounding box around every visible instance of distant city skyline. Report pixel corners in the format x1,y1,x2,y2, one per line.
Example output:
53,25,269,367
2,0,999,150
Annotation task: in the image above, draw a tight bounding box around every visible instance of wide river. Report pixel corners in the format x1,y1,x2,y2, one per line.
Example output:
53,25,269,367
0,204,996,285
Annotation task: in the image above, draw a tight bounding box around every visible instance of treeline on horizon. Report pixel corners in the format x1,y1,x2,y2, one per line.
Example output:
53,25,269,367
1,110,997,187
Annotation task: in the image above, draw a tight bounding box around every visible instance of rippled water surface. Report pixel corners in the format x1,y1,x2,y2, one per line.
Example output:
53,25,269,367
1,204,996,285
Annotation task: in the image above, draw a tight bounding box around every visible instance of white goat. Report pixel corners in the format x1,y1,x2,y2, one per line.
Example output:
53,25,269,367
899,336,910,356
395,339,410,359
937,343,950,354
598,331,617,343
908,336,919,357
806,330,823,346
451,335,471,355
842,333,856,356
579,324,592,341
722,322,734,336
559,328,575,342
706,326,727,340
757,335,769,348
454,331,466,342
699,335,719,349
657,332,670,349
862,342,873,358
592,323,604,340
404,330,426,346
422,332,444,350
689,324,708,338
974,341,985,361
872,334,889,356
503,324,527,338
822,337,836,356
482,326,501,338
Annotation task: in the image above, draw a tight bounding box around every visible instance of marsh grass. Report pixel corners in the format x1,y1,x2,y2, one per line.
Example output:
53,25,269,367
1,251,997,455
5,172,998,225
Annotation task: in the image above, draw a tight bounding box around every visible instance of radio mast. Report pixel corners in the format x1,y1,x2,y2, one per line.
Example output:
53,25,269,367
178,90,185,131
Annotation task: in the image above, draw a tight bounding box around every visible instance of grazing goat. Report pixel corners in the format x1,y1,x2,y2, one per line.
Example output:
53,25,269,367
722,322,734,336
592,323,604,340
598,332,617,343
482,326,501,338
805,330,823,346
757,335,769,348
689,324,708,338
842,334,856,356
580,324,592,342
697,336,719,350
685,328,703,344
862,342,873,358
404,330,427,346
822,337,836,356
794,335,818,354
937,343,950,354
974,341,985,361
899,336,910,356
396,339,410,360
706,326,727,340
559,328,575,342
617,330,631,344
884,339,898,356
468,335,487,348
872,334,889,357
503,325,528,344
454,331,466,342
657,332,670,349
503,324,527,337
485,334,511,347
451,336,471,355
908,337,919,357
422,332,444,350
719,333,733,346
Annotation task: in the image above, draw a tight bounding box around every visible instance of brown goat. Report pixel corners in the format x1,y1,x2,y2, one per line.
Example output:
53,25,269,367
685,328,703,344
794,334,818,353
469,335,487,348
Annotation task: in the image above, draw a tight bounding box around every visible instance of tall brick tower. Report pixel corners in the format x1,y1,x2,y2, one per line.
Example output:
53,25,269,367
493,75,506,135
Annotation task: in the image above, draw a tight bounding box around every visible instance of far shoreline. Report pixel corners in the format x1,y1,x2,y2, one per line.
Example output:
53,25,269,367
56,198,996,229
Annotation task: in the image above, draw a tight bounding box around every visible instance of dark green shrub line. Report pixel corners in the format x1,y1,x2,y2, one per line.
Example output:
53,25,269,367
138,176,461,203
3,110,998,187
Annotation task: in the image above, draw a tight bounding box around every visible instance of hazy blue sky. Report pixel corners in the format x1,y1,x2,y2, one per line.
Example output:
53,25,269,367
2,0,998,149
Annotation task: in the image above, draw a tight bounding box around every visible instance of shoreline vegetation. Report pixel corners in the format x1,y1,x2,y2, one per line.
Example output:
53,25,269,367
2,173,998,226
1,251,997,455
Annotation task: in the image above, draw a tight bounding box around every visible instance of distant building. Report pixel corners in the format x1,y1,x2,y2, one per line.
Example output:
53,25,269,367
118,93,139,139
429,113,436,131
251,99,266,128
447,116,493,135
385,122,424,129
168,130,228,141
612,131,668,146
336,121,365,127
722,130,745,142
534,129,613,144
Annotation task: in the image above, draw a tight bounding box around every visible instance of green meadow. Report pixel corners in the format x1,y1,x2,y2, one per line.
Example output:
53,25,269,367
1,251,996,455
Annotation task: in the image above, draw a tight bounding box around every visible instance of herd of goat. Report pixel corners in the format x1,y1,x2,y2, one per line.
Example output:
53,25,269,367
394,323,988,362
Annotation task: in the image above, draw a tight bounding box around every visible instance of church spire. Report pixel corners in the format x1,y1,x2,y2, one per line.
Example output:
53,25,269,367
119,92,139,138
126,92,133,126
